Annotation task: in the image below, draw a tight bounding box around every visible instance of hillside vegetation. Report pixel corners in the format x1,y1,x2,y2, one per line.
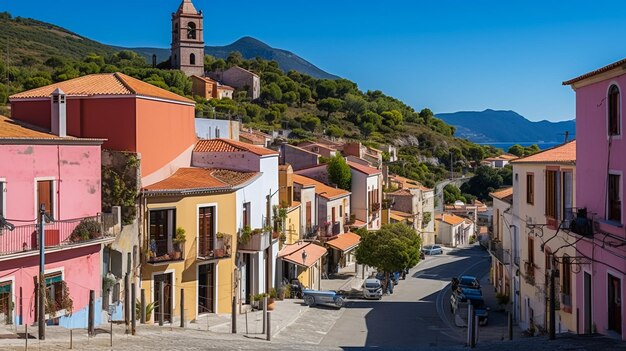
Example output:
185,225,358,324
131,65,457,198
0,12,502,188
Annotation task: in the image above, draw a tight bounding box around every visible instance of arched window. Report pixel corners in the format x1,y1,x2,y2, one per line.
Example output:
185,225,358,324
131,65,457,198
190,53,196,65
187,22,196,39
174,23,179,41
609,84,620,136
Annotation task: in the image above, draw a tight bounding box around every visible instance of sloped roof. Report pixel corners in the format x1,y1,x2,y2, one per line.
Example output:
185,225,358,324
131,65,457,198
176,0,199,14
436,213,465,226
325,232,361,252
239,131,266,145
347,161,381,176
10,73,194,104
278,242,327,268
510,140,576,165
388,188,413,196
390,210,413,222
292,174,350,200
143,168,259,194
490,187,513,204
563,57,626,86
389,174,431,191
194,138,278,156
0,115,104,143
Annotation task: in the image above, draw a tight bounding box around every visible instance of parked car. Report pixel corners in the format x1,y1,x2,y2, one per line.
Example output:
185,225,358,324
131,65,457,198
450,288,489,326
375,271,401,285
458,276,481,290
302,289,345,308
362,278,383,300
422,245,443,255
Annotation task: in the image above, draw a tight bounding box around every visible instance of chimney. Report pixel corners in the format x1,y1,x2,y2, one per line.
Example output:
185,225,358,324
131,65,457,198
50,88,66,137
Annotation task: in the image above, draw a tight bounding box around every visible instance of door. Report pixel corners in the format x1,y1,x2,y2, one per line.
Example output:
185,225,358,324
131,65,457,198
584,272,592,334
154,273,173,322
198,207,214,257
608,274,622,334
306,202,312,229
198,264,215,314
36,180,53,218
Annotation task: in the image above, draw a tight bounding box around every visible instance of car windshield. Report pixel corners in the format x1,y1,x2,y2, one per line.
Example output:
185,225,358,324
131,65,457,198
365,282,380,288
423,245,433,250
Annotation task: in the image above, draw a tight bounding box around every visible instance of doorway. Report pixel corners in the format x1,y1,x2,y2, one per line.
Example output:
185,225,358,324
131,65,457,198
153,273,173,322
584,272,592,334
198,264,215,314
608,273,622,334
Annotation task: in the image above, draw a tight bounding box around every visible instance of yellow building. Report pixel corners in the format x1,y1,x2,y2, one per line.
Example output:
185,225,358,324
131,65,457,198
140,168,260,322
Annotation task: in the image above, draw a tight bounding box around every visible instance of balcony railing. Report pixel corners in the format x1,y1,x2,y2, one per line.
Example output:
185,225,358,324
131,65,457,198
198,233,232,260
303,225,319,240
565,208,594,236
524,260,536,286
0,214,117,257
488,239,509,265
238,230,270,251
319,221,341,241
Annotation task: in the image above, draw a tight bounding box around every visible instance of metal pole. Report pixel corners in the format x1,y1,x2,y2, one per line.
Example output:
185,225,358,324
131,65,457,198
245,310,248,334
131,283,136,335
262,296,267,334
140,289,146,324
88,290,95,336
38,204,45,340
508,311,513,340
231,296,236,333
110,317,113,347
25,324,27,350
549,269,556,340
180,288,185,328
266,312,271,341
70,329,73,349
467,303,473,347
158,281,164,326
474,315,479,346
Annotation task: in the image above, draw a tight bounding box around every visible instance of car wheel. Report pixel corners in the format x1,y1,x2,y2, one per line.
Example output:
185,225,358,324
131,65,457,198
334,297,345,308
304,295,315,306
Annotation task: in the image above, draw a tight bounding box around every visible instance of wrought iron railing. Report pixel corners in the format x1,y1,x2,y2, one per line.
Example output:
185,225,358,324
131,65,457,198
0,214,116,256
564,208,594,236
198,233,232,260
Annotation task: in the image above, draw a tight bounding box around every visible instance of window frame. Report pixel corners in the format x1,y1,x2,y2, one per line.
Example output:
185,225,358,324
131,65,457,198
526,173,535,205
148,208,176,258
242,202,251,228
608,171,622,223
34,177,56,220
0,178,5,217
608,84,621,137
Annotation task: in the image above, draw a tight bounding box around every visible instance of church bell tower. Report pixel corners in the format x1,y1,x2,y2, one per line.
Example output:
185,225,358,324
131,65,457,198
171,0,205,76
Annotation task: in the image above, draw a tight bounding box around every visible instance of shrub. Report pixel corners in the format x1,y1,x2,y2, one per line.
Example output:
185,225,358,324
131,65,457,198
70,219,102,242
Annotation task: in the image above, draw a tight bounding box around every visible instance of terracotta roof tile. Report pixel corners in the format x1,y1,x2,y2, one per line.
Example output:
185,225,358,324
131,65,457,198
239,131,266,145
278,242,327,268
563,57,626,86
10,73,194,104
390,210,413,222
326,232,361,252
347,161,381,176
388,188,413,196
510,140,576,164
490,187,513,203
143,168,258,193
194,138,278,156
437,213,465,226
0,115,104,142
292,174,350,200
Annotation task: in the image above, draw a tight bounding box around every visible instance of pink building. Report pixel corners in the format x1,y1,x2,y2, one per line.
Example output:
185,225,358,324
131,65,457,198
564,58,626,339
0,115,115,327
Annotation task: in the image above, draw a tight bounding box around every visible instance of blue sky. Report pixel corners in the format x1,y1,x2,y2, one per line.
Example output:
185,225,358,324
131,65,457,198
3,0,626,122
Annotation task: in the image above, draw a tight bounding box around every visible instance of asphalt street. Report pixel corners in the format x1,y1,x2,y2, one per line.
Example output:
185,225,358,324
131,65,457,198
317,245,492,349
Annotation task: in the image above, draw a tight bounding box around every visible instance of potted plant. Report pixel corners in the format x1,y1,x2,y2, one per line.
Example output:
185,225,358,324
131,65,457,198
240,226,252,245
268,288,277,310
173,227,186,260
70,218,102,242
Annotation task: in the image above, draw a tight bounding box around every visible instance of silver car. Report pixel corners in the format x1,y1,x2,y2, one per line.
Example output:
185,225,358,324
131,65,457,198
363,278,383,299
422,244,443,255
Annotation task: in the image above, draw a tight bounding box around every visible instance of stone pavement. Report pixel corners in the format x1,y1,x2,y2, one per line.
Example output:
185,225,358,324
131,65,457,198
320,262,373,292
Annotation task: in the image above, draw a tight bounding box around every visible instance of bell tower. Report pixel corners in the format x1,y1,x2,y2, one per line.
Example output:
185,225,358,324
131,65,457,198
171,0,205,76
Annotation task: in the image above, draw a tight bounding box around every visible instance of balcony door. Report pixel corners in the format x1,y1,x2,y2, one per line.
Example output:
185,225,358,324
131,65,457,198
36,180,54,218
153,273,173,323
198,207,215,258
608,274,622,334
198,263,215,314
149,209,175,259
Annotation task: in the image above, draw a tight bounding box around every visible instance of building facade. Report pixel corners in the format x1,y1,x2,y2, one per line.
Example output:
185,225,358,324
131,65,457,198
171,0,205,76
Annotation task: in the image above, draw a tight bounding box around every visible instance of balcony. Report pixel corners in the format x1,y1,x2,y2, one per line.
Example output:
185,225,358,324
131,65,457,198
488,239,509,265
319,221,341,241
0,214,117,257
523,260,536,286
198,233,232,260
565,208,594,236
238,228,270,251
303,225,319,240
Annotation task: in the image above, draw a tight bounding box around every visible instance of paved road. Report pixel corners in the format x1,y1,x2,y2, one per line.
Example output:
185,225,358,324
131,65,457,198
314,246,491,349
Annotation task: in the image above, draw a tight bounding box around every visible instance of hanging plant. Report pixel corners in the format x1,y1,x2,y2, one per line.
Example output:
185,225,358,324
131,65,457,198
44,281,73,318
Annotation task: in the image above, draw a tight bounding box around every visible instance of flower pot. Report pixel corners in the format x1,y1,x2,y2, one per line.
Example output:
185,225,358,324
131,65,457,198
267,298,276,311
172,251,181,260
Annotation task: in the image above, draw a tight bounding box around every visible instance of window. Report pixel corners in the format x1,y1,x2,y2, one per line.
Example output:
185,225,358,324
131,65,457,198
562,255,571,298
526,173,534,205
37,180,54,218
563,171,574,221
149,209,175,258
45,272,63,310
528,237,534,265
495,208,500,240
242,202,250,228
190,53,196,65
608,84,620,136
0,181,5,217
173,23,179,41
198,207,215,257
545,170,558,218
608,174,621,222
0,280,11,322
305,201,312,228
215,128,220,138
187,22,196,39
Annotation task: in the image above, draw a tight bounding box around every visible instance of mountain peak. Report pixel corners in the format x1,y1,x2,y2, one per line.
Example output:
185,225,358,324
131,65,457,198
232,36,272,49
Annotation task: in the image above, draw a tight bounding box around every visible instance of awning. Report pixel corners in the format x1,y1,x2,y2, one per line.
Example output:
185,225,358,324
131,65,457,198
390,210,413,223
326,232,361,252
278,242,327,268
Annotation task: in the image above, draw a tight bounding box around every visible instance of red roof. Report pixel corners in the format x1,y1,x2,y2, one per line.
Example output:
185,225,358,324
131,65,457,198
326,232,361,252
194,138,278,156
510,140,576,164
563,57,626,86
10,73,194,104
143,168,259,193
347,161,381,176
292,174,350,200
278,242,327,268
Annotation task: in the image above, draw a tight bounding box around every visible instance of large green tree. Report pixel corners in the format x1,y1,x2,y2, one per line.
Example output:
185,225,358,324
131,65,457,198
327,155,352,190
355,223,422,274
460,165,512,201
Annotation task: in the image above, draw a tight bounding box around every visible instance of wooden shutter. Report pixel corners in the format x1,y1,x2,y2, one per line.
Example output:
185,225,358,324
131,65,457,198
37,180,53,217
306,202,311,227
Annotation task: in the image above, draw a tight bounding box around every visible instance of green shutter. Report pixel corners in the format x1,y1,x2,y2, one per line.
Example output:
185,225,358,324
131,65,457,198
0,283,10,294
45,274,62,285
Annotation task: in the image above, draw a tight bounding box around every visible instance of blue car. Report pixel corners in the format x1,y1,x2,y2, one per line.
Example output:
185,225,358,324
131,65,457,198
302,289,345,308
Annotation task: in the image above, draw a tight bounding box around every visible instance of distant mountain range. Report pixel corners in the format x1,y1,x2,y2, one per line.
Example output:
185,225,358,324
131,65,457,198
0,13,338,80
437,109,576,143
122,36,339,80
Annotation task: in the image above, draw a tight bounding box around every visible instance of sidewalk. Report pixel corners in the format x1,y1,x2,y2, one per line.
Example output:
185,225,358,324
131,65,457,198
320,263,372,292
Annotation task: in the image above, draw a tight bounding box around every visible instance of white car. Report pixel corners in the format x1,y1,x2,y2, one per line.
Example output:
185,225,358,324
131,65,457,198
362,278,383,299
422,245,443,255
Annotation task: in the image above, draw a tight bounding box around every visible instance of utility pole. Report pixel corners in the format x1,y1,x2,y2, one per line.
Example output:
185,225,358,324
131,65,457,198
38,204,46,340
549,267,557,340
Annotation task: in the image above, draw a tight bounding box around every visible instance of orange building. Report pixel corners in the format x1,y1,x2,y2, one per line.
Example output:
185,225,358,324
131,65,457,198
9,73,196,186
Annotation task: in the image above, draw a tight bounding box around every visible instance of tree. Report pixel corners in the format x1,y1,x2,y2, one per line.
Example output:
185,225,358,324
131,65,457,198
443,184,466,204
507,144,525,157
282,91,298,106
261,83,282,104
381,110,403,127
355,223,422,275
460,165,512,201
343,93,367,121
317,98,343,119
226,51,243,66
327,155,351,190
298,86,312,107
316,79,337,99
419,108,434,125
326,124,344,138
